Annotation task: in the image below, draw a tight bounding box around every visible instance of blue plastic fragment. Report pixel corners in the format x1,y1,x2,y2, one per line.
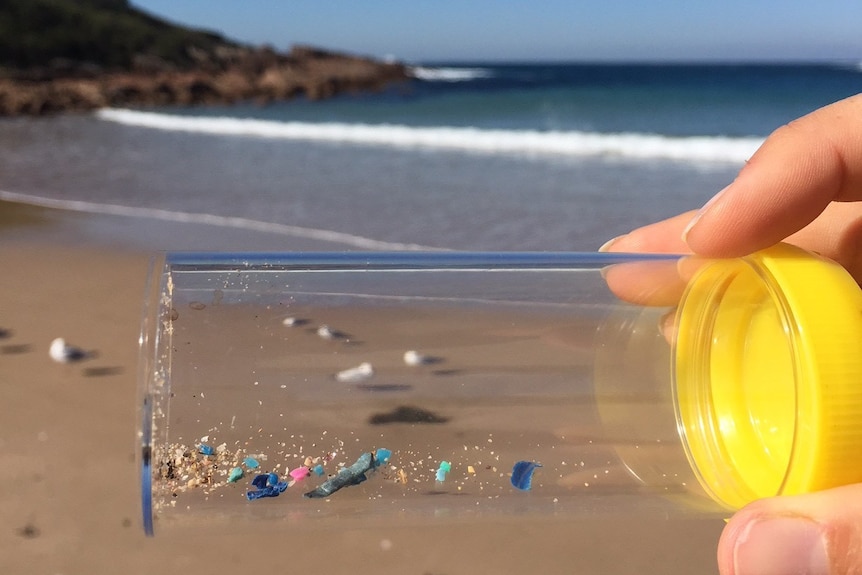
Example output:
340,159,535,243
375,448,392,466
313,464,325,476
251,474,270,489
246,472,288,501
243,457,260,469
511,461,542,491
198,444,215,456
246,486,280,500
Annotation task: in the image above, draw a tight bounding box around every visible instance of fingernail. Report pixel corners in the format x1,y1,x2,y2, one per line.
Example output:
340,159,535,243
682,185,730,246
733,517,830,575
598,235,624,252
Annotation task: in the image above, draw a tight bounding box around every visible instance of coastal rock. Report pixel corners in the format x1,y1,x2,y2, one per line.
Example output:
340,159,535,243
0,0,410,116
0,45,410,116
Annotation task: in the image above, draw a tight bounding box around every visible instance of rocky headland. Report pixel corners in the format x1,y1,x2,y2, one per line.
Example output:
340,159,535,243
0,0,412,116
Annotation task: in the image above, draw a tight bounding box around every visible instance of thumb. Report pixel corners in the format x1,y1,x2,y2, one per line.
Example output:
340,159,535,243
719,484,862,575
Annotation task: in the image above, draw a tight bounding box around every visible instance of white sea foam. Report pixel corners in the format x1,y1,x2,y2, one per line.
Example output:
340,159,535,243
96,108,763,164
409,66,495,82
0,189,437,251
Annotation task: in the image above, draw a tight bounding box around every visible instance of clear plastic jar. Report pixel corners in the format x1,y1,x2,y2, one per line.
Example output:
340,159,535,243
138,247,862,536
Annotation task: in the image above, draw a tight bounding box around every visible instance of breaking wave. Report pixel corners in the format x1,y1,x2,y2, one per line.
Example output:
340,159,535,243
409,66,495,82
97,108,763,164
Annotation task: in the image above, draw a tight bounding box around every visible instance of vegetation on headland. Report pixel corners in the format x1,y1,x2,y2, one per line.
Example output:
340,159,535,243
0,0,239,75
0,0,411,116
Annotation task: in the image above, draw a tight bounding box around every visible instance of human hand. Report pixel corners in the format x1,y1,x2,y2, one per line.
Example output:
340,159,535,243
603,93,862,575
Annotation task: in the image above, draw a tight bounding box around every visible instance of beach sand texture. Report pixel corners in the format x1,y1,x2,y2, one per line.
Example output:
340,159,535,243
0,203,723,574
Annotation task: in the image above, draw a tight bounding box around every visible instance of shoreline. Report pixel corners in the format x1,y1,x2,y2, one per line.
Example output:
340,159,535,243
0,195,412,252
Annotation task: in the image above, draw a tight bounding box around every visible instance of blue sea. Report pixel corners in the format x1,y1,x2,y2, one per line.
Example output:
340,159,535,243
1,62,861,251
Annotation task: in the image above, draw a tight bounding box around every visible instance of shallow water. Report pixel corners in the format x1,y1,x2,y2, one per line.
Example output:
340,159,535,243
0,113,737,251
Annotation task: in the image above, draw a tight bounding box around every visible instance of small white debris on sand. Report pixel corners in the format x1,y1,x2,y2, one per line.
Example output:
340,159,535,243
335,362,374,383
49,337,92,363
282,317,300,327
317,325,335,340
403,350,429,366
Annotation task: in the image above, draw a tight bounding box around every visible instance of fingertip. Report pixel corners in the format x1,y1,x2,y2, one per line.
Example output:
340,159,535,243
681,185,733,255
719,485,862,575
608,211,698,254
725,513,830,575
598,235,625,252
717,506,761,575
680,212,701,250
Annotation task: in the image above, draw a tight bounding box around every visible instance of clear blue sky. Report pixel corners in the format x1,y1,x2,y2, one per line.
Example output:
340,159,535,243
132,1,861,63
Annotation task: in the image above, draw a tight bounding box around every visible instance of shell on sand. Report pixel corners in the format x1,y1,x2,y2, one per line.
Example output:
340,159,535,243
335,362,374,382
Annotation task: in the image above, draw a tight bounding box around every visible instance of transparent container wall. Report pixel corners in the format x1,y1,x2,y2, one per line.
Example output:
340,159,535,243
139,252,726,535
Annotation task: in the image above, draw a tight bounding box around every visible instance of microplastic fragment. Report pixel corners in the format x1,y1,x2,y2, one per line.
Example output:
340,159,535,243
511,461,543,491
227,467,244,483
198,444,215,456
243,457,260,469
251,474,270,489
246,471,288,501
375,448,392,464
304,452,376,498
313,464,325,476
436,461,451,482
246,486,279,501
289,467,310,481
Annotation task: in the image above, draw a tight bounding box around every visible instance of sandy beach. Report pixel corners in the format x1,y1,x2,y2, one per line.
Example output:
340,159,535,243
0,200,724,574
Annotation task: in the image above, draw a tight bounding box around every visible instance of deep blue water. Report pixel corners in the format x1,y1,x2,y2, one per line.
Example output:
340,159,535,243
154,62,862,135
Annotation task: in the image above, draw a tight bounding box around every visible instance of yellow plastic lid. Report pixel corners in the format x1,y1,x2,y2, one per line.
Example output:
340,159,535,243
674,243,862,510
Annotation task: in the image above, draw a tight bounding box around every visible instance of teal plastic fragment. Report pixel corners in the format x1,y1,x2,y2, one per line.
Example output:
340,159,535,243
435,461,451,482
243,457,260,469
227,467,244,483
304,452,374,499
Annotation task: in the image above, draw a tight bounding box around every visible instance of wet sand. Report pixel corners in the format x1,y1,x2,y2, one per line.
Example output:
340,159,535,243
0,201,723,574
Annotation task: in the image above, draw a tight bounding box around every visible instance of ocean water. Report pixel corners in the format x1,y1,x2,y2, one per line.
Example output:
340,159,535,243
1,62,861,251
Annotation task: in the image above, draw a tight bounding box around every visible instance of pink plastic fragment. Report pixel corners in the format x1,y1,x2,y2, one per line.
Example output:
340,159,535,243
289,467,311,481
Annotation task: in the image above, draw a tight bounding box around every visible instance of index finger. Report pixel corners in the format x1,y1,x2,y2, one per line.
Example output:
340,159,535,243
684,94,862,257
